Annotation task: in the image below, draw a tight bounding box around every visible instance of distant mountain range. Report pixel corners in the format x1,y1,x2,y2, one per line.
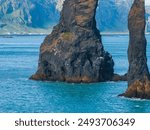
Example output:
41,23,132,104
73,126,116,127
0,0,59,34
96,0,133,32
0,0,150,34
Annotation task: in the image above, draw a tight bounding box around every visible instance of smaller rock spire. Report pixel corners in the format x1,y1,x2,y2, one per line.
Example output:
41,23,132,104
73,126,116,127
120,0,150,99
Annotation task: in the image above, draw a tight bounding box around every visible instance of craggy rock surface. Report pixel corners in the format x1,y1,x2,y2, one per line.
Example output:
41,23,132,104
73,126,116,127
112,73,127,82
120,0,150,99
30,0,114,83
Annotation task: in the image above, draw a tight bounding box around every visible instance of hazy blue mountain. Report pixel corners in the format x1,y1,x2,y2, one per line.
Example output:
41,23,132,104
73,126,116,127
0,0,59,34
0,0,150,34
96,0,133,32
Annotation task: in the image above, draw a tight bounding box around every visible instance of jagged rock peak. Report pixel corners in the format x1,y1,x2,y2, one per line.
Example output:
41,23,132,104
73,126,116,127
120,0,150,99
30,0,114,83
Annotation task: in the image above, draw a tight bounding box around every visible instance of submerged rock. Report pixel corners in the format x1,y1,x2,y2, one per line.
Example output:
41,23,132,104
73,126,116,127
120,0,150,99
30,0,114,83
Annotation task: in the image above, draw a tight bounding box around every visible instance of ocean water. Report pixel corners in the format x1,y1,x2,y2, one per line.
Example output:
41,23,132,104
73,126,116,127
0,35,150,113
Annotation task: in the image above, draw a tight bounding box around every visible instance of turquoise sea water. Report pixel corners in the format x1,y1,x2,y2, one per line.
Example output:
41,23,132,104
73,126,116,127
0,35,150,113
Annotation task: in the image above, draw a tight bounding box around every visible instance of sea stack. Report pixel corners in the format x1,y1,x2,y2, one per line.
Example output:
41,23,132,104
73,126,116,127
30,0,114,83
121,0,150,99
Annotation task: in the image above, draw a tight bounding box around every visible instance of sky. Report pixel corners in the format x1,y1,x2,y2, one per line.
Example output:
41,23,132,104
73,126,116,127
146,0,150,5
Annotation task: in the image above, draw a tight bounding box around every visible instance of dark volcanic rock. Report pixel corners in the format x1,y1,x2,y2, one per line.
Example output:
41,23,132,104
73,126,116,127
30,0,114,83
120,0,150,99
112,73,127,82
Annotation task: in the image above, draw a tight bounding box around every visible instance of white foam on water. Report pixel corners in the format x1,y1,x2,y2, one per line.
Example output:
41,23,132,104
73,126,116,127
120,96,150,102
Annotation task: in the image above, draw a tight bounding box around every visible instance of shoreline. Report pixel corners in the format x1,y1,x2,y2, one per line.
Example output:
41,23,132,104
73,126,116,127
1,32,150,36
0,34,48,37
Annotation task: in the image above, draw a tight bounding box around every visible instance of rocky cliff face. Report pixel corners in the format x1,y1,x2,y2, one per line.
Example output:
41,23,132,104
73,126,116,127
30,0,114,83
0,0,59,34
120,0,150,99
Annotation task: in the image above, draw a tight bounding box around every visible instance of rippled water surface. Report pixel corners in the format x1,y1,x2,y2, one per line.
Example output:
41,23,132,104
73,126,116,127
0,35,150,113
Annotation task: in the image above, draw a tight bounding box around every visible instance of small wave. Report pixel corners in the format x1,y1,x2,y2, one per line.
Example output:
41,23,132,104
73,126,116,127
119,96,150,102
19,77,27,80
135,105,140,108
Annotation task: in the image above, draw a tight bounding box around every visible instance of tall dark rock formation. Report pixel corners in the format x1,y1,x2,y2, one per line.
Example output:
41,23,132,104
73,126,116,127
30,0,114,83
121,0,150,99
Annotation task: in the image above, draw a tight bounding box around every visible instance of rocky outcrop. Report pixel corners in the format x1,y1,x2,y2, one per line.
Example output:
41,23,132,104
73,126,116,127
120,0,150,99
30,0,114,83
57,0,134,32
112,73,127,82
